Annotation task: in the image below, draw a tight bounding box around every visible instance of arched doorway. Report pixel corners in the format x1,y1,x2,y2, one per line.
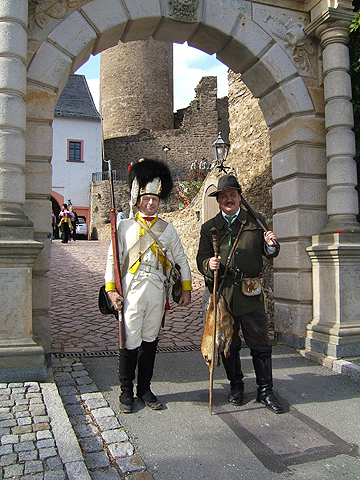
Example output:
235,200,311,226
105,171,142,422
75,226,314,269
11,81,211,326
1,0,358,379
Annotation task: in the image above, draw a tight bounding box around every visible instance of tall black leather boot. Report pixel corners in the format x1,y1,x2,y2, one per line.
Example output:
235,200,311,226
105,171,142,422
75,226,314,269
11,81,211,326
137,339,162,410
252,350,284,414
118,347,138,413
221,351,244,406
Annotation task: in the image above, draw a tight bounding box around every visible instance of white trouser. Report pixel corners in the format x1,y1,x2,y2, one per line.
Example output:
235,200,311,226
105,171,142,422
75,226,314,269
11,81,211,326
123,274,166,350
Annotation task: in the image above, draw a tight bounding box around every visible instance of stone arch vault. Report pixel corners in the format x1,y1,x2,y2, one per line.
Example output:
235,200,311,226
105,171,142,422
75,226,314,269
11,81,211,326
0,0,359,380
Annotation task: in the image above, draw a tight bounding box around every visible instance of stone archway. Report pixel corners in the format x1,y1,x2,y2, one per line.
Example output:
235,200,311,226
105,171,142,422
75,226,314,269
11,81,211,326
0,0,359,380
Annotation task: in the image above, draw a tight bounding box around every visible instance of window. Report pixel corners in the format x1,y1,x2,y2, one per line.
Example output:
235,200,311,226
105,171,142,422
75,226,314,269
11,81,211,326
68,140,83,162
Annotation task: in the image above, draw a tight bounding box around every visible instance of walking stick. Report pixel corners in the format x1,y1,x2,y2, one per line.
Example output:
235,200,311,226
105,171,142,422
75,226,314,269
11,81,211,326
241,196,280,249
105,158,126,349
209,227,219,414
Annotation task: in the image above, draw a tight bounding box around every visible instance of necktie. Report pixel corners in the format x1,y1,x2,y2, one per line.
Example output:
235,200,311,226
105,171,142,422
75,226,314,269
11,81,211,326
141,217,156,222
225,215,237,246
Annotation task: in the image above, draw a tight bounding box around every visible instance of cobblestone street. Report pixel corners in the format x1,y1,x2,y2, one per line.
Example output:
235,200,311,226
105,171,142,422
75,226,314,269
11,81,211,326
49,240,205,355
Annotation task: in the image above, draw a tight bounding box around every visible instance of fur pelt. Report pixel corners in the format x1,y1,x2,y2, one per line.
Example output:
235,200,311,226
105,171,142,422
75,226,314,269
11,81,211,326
128,158,173,200
201,294,234,370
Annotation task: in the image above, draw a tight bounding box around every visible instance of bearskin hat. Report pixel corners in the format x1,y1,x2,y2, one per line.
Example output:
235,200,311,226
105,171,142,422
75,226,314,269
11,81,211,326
128,158,174,216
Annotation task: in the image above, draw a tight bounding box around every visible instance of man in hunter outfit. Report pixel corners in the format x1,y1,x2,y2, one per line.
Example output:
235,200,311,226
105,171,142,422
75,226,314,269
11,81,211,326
196,175,284,414
105,159,192,413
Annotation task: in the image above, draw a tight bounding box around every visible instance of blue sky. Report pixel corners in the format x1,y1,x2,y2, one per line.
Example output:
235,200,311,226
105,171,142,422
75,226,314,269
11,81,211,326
76,42,228,111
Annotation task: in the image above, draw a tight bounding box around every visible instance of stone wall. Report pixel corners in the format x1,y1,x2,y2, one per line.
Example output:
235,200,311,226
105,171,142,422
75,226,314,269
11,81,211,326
103,76,228,172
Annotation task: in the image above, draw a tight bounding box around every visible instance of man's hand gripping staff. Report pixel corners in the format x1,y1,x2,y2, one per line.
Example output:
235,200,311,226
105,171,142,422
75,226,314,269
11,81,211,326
105,159,126,349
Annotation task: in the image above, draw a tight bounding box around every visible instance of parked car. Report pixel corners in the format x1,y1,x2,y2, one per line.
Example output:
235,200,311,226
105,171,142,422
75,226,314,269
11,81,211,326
76,216,88,240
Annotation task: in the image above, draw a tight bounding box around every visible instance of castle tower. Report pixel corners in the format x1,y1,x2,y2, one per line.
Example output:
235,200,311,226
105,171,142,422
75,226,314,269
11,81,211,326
100,38,173,139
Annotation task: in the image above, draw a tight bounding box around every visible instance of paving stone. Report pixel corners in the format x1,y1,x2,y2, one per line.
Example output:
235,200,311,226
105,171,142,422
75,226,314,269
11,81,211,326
116,454,147,475
33,415,50,423
95,416,121,431
77,384,98,394
0,420,16,428
14,440,35,453
79,435,104,453
24,459,44,474
32,422,50,432
18,449,38,461
91,467,122,480
45,456,64,470
101,428,129,444
17,416,32,426
83,450,110,469
15,410,31,418
124,471,154,480
21,432,36,442
44,469,66,480
1,434,18,444
3,463,24,478
0,453,17,466
12,425,32,434
0,445,13,455
61,394,81,405
91,407,115,420
39,447,58,460
108,441,134,459
37,430,53,440
65,404,86,416
73,423,99,438
0,412,13,421
82,396,108,410
37,438,55,449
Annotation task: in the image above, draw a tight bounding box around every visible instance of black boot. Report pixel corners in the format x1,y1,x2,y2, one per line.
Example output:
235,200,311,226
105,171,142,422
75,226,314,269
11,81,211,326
137,339,162,410
222,351,244,406
118,348,138,413
252,350,284,414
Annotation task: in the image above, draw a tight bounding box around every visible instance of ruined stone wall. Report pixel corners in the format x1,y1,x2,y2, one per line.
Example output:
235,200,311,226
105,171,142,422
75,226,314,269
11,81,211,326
100,38,174,139
103,76,224,172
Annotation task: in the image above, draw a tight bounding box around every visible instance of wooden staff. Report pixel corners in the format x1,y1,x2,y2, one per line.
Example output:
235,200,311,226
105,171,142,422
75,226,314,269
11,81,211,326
209,226,219,413
105,158,126,349
241,196,280,249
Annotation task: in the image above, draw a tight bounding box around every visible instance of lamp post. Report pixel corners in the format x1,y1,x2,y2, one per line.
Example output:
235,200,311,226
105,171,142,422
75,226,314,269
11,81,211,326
211,132,230,173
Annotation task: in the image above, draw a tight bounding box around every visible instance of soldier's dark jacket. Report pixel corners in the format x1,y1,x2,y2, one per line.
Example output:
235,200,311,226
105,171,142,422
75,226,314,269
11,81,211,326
196,208,279,316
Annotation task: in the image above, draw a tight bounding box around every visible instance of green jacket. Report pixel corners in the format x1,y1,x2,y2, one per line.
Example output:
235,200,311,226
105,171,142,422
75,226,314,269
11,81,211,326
196,209,279,316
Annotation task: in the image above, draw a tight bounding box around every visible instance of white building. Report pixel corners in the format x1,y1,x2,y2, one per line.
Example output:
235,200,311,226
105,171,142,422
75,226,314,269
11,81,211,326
52,74,102,228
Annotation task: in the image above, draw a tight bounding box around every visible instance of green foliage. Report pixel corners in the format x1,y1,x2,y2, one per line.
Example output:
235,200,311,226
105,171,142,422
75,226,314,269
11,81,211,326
173,165,207,209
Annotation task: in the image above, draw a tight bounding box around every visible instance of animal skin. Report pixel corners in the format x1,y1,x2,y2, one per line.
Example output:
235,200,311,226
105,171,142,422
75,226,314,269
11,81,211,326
201,294,234,370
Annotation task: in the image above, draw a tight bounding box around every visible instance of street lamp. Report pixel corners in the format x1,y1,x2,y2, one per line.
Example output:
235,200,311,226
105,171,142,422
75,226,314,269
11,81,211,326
211,132,230,173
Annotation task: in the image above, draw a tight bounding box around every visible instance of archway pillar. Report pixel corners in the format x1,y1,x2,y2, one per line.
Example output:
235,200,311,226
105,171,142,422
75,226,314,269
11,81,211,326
303,7,360,366
0,0,45,381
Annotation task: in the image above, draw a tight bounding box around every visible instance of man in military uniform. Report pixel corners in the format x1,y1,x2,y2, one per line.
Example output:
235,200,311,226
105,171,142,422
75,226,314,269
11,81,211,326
105,159,192,413
196,175,284,414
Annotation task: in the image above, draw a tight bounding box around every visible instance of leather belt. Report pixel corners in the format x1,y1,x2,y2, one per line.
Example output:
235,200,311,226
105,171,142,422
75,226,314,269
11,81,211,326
226,268,243,280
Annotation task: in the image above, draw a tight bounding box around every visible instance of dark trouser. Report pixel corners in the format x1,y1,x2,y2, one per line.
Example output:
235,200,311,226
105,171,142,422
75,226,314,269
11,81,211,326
60,222,70,243
118,339,158,396
71,222,76,241
226,309,273,394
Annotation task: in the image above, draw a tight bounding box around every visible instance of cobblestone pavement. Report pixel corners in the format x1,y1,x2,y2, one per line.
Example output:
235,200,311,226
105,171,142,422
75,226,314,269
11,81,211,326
49,240,205,354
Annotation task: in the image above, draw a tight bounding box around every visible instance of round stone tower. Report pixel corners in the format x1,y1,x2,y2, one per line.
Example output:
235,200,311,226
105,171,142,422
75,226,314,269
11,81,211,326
100,38,173,139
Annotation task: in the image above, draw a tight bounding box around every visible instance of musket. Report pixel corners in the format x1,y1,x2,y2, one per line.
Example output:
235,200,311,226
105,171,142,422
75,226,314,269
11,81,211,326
241,196,280,249
209,226,219,414
105,158,126,349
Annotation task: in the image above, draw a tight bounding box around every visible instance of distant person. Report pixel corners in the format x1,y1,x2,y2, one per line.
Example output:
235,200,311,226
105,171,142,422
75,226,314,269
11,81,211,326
50,210,56,242
70,206,78,241
117,206,126,225
58,203,72,243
